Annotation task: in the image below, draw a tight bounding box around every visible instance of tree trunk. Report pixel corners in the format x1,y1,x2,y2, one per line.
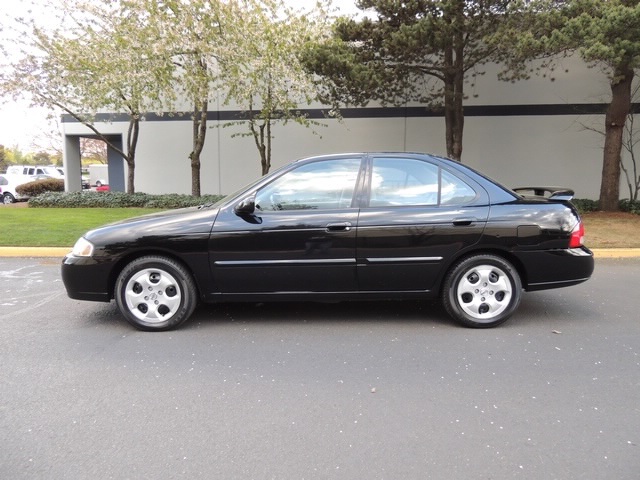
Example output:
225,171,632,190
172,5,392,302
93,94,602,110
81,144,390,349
190,99,208,197
126,116,140,194
442,3,465,162
599,65,634,211
249,117,269,176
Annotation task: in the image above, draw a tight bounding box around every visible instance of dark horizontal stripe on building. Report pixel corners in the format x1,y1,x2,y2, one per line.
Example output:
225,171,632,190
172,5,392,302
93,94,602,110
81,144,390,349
62,103,640,123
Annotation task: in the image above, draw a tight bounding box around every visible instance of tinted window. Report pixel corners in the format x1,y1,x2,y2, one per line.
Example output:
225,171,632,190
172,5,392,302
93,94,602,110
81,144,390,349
0,176,7,186
440,169,477,205
370,158,476,207
255,158,361,211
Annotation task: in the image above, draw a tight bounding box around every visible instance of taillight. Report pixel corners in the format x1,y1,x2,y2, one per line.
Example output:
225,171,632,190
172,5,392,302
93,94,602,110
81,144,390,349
569,221,585,248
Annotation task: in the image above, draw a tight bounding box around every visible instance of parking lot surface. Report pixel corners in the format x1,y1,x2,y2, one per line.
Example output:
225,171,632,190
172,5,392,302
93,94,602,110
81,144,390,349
1,256,639,479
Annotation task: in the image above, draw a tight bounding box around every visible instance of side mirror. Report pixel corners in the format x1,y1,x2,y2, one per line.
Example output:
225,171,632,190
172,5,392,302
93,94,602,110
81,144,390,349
234,195,256,215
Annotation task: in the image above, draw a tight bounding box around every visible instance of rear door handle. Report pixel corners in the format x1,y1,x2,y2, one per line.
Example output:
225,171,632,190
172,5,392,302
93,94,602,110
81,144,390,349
326,222,352,232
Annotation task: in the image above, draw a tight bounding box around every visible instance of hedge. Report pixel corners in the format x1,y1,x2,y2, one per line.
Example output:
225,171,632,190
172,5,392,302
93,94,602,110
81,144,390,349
572,198,640,215
16,178,65,196
28,191,226,209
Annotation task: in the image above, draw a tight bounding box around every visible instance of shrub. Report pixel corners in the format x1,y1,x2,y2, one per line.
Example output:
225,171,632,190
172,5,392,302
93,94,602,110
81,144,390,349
619,199,640,215
571,198,640,215
571,198,600,214
28,191,226,209
16,178,65,197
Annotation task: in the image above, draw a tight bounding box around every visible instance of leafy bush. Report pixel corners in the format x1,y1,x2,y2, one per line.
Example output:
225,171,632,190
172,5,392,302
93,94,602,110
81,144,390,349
571,198,600,214
16,178,65,196
619,199,640,215
572,198,640,215
28,191,225,209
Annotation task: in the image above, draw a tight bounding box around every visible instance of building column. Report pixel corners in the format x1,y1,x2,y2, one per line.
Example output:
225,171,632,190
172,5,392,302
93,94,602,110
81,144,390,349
106,138,126,192
63,135,82,192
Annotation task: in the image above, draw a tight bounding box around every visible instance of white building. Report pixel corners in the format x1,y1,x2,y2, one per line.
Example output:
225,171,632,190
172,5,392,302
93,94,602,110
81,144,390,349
61,58,637,199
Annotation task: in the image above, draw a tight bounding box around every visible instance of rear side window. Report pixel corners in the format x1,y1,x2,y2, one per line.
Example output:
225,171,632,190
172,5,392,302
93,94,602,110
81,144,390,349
440,169,477,205
369,157,476,207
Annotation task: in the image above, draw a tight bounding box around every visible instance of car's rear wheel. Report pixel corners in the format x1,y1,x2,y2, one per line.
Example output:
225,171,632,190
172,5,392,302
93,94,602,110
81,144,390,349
115,256,198,331
442,254,522,328
3,193,15,204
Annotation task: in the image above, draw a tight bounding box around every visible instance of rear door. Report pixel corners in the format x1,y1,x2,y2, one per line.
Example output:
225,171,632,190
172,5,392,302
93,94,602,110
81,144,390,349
356,154,489,293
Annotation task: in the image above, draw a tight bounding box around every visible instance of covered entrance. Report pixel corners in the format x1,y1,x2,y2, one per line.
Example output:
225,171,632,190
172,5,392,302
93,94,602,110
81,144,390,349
63,134,126,192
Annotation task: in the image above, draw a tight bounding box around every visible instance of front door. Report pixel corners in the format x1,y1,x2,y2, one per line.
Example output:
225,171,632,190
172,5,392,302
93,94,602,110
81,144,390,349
209,157,364,295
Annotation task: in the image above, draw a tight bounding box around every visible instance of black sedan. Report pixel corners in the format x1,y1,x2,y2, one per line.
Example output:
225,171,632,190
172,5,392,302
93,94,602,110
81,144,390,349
62,152,594,331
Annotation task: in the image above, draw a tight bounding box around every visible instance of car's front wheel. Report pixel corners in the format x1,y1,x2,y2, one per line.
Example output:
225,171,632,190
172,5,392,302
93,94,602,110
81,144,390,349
3,193,15,204
442,254,522,328
115,256,198,331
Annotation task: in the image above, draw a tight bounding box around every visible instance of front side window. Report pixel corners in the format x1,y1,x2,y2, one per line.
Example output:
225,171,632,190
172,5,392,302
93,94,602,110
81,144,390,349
255,158,361,212
369,158,476,207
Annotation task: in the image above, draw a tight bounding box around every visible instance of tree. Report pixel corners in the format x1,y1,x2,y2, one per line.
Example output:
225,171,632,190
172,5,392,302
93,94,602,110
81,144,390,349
1,0,176,193
32,151,52,164
493,0,640,211
0,145,7,172
80,138,108,165
305,0,510,161
138,0,237,196
221,0,333,175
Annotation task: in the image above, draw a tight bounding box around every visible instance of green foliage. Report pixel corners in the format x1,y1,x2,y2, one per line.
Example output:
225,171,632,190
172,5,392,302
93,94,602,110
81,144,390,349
571,198,640,215
219,0,333,175
0,145,6,172
571,198,600,214
28,191,225,209
15,178,64,196
1,0,178,194
619,199,640,215
494,0,640,211
495,0,640,78
0,208,161,247
305,0,512,160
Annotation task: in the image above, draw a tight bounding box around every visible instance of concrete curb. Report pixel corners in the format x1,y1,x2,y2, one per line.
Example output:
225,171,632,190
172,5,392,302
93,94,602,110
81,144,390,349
590,248,640,258
1,247,639,258
0,247,71,257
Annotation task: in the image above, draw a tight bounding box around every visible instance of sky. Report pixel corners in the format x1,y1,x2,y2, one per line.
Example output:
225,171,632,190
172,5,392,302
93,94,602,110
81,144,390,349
0,0,54,151
0,0,364,153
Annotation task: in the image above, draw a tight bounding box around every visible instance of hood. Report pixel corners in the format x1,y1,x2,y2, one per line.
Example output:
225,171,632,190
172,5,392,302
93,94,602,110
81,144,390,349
84,205,220,246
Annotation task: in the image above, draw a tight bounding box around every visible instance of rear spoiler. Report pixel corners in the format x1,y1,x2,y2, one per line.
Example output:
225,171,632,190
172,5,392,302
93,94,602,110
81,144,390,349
513,186,575,201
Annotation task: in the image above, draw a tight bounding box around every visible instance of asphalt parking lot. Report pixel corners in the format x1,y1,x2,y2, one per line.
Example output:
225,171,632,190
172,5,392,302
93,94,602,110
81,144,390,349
1,256,639,479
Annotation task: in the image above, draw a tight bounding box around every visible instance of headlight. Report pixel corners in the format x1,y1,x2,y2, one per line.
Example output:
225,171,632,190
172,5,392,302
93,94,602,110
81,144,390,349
71,237,95,257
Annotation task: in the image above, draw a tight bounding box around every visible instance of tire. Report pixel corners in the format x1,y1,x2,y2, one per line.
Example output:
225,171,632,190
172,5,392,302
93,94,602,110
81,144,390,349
115,255,198,331
3,193,15,204
442,254,522,328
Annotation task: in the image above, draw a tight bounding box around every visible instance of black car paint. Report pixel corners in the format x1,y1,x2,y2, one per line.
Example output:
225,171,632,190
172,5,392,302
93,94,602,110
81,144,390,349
62,153,594,309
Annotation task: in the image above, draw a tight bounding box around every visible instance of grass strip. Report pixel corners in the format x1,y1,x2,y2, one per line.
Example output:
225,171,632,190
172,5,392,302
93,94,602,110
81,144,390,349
0,208,161,247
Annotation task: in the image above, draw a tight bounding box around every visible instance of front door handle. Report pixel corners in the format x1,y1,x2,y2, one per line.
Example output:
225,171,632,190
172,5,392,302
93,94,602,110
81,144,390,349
453,218,475,226
326,222,352,232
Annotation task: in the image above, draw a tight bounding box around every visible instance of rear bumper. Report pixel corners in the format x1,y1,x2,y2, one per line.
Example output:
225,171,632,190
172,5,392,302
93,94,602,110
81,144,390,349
515,247,594,291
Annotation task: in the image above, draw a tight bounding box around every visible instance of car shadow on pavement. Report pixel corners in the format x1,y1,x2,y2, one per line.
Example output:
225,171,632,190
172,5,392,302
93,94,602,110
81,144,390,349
185,300,456,330
80,292,591,332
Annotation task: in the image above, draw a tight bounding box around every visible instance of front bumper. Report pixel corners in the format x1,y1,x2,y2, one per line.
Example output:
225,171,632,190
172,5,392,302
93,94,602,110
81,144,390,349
61,254,113,302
